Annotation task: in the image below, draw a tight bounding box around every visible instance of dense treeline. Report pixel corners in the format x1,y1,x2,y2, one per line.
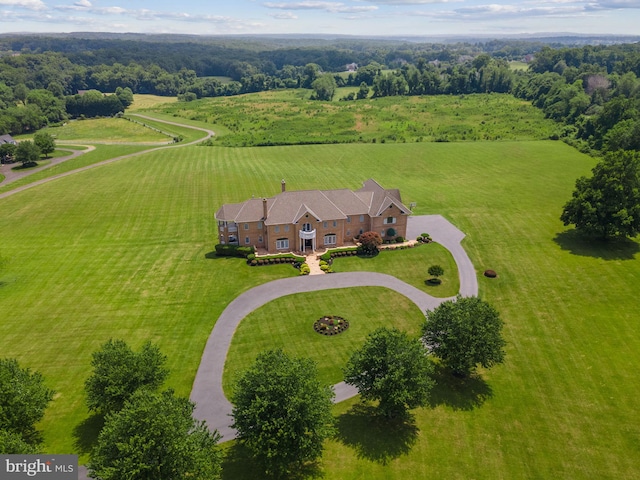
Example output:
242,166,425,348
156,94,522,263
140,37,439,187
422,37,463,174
1,35,639,154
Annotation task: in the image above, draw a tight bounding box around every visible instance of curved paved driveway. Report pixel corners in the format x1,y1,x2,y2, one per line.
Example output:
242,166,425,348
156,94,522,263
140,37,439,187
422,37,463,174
191,215,478,441
0,114,214,200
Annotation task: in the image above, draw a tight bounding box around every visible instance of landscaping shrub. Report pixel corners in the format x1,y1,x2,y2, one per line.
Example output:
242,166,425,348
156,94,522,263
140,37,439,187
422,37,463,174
320,252,331,261
215,244,255,258
246,253,256,261
395,236,404,243
484,269,498,278
426,278,442,285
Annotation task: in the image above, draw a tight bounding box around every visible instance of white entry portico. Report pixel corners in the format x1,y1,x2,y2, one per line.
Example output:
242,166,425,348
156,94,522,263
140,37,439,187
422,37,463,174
299,223,316,252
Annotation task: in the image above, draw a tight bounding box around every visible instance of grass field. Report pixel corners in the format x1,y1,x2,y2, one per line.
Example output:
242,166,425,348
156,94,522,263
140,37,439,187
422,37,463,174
1,118,639,478
149,90,557,146
331,243,459,296
37,117,171,143
223,287,425,395
128,94,178,111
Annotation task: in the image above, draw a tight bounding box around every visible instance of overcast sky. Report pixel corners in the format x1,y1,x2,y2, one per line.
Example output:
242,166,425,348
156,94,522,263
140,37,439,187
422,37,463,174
1,0,639,37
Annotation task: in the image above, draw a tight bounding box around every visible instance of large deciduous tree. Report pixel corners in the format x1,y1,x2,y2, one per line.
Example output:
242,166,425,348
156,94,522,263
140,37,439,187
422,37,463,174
33,132,56,158
0,358,54,444
311,74,337,101
344,327,434,418
0,430,39,454
423,296,506,377
89,389,222,480
231,349,335,477
15,140,40,167
0,143,16,163
560,150,640,239
85,339,168,415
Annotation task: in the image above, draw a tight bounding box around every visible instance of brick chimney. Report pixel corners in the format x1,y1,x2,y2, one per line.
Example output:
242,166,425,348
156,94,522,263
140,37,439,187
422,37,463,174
262,198,268,221
281,179,286,192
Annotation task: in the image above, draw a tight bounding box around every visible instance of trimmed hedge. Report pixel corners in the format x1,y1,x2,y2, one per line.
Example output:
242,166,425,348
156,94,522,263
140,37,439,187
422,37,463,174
215,244,255,258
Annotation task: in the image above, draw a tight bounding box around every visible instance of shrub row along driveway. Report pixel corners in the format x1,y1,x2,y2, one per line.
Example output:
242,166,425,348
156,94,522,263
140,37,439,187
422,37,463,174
191,214,478,441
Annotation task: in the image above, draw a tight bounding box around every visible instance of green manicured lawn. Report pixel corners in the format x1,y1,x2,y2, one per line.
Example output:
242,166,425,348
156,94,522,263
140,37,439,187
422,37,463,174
223,287,425,395
1,136,639,478
331,243,459,297
0,145,152,195
37,117,170,143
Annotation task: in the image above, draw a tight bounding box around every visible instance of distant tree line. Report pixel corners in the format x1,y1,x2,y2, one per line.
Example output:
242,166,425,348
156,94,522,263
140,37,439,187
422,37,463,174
1,36,640,155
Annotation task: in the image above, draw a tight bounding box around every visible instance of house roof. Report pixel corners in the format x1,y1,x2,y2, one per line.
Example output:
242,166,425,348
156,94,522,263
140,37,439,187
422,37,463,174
0,134,16,145
215,179,410,225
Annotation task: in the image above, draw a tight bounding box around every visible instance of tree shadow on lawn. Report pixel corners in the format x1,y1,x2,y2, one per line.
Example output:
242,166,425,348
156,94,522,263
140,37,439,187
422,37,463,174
221,442,324,480
428,365,493,411
335,403,419,465
72,414,105,455
554,229,639,261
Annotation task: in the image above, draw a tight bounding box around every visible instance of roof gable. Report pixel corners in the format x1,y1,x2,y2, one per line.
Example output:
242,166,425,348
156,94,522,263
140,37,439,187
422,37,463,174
215,179,410,225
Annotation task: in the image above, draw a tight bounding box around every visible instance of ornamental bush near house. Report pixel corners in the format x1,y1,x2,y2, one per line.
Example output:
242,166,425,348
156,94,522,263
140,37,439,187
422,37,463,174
395,236,404,243
215,244,255,258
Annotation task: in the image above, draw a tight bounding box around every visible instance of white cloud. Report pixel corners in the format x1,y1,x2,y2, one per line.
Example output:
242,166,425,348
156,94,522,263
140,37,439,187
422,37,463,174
590,0,640,8
74,0,91,7
270,11,299,18
263,1,378,12
359,0,454,4
0,0,47,10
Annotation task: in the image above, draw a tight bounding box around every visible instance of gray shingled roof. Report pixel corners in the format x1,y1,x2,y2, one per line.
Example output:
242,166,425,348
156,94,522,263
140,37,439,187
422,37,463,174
215,179,411,225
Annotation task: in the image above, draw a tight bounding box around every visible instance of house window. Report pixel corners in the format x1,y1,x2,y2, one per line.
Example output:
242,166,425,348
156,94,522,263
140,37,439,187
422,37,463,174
359,215,364,222
284,225,290,232
275,225,280,233
333,220,337,227
346,230,351,236
347,216,351,223
258,235,263,243
383,217,396,225
324,234,337,245
323,221,328,228
276,238,289,250
359,229,363,235
303,223,312,232
258,221,263,229
245,237,250,244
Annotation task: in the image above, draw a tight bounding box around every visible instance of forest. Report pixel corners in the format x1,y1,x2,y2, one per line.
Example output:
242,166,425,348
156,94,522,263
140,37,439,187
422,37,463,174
1,35,640,154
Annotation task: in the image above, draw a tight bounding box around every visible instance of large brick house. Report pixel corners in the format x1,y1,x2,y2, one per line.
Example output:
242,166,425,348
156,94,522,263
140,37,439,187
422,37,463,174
215,179,411,254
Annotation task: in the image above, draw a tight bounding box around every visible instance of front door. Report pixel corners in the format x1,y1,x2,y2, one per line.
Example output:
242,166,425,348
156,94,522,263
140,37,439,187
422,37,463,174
305,239,313,249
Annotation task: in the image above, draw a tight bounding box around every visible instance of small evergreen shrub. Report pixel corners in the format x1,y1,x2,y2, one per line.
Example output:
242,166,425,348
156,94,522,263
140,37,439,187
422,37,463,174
395,236,404,243
484,269,498,278
215,244,255,258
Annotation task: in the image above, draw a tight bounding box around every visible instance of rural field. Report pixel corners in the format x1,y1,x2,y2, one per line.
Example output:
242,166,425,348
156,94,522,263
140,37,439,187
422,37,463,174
0,94,639,479
155,90,556,146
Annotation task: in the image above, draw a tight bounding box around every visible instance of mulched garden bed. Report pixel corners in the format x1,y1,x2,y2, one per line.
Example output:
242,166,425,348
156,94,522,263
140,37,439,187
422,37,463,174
313,315,349,336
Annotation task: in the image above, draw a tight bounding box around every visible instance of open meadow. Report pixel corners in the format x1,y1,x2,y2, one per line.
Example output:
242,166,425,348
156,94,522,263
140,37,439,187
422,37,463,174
1,100,639,478
153,91,556,146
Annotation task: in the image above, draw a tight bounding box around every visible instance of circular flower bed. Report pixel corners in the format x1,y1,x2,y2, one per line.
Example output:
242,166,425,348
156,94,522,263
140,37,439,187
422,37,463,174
313,315,349,336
